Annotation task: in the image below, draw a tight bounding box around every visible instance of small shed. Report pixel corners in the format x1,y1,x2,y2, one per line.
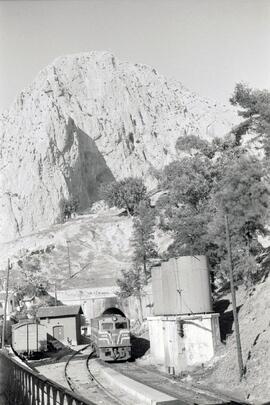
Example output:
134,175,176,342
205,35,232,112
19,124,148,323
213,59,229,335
37,305,83,345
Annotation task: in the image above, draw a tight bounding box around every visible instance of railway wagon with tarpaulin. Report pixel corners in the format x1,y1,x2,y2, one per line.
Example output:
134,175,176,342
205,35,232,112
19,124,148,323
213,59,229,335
12,321,48,355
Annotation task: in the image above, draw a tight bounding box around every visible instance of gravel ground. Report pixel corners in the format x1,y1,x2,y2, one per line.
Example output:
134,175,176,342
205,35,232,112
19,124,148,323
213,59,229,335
34,345,139,405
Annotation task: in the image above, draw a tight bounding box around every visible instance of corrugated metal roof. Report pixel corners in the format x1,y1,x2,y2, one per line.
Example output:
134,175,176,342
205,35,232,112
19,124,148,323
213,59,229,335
37,305,83,318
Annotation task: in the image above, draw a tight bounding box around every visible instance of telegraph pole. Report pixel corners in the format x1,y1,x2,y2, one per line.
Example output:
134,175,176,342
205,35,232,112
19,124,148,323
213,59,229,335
54,283,58,306
2,259,11,349
225,214,244,380
66,239,72,278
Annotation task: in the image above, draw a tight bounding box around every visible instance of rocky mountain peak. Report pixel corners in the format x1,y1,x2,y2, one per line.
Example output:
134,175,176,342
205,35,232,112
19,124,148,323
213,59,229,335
0,51,240,243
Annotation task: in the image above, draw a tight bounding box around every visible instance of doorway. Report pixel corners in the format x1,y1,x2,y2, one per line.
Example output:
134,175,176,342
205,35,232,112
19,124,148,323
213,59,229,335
53,325,64,340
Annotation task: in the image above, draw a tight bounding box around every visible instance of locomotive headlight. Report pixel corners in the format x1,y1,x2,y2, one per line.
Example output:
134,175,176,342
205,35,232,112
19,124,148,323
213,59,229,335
113,316,117,321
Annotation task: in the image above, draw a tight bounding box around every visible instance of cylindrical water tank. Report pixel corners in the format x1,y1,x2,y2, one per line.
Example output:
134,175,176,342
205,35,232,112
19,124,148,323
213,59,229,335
151,255,212,315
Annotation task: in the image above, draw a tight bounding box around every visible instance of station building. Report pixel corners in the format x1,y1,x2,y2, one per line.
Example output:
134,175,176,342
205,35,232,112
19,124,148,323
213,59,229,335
37,305,83,345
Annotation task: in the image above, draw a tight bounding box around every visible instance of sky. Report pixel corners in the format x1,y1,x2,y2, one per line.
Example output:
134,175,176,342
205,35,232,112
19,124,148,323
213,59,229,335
0,0,270,111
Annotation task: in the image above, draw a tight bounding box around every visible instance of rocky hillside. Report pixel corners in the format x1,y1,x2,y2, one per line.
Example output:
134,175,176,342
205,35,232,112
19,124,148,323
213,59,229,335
194,277,270,404
0,206,171,290
0,51,240,243
0,207,132,290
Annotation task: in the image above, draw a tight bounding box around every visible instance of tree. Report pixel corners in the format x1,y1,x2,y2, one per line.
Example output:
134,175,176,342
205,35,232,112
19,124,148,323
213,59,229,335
132,201,158,277
157,136,269,285
212,156,269,243
14,256,54,318
176,134,215,158
116,266,145,323
59,196,79,222
157,155,214,259
100,177,148,215
230,83,270,154
117,201,158,323
16,256,49,298
208,153,269,282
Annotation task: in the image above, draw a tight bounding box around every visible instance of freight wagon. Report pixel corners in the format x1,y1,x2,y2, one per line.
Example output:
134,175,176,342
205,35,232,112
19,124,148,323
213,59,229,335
12,321,48,357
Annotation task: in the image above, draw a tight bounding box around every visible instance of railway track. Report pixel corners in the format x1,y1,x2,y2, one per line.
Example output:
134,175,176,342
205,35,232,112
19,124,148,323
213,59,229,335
64,344,128,405
33,344,248,405
108,361,247,404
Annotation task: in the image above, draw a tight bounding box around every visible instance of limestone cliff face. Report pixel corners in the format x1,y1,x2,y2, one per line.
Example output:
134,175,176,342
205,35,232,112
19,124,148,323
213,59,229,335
0,51,239,242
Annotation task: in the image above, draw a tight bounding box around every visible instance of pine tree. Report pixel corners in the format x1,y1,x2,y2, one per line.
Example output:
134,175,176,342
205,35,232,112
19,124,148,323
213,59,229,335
208,153,269,282
230,83,270,154
132,201,158,277
116,266,145,323
157,136,269,285
116,201,158,323
157,155,213,258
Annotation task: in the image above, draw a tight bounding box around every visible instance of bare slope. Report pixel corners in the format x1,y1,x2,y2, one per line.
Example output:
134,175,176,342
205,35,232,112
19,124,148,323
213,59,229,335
0,206,170,291
0,51,240,242
0,208,133,289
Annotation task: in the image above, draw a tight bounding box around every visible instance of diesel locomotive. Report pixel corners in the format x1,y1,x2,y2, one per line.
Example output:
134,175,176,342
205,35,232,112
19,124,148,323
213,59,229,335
90,312,131,361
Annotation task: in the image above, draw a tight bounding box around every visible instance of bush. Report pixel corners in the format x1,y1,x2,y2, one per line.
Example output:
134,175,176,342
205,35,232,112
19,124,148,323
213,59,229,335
59,196,79,222
100,177,148,215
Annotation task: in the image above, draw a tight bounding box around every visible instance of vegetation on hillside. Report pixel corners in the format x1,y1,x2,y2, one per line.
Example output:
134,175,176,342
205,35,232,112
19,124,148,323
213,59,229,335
230,82,270,152
12,254,56,319
116,266,145,323
155,84,270,287
158,137,269,286
131,201,158,277
116,198,157,322
115,84,270,302
59,196,80,222
100,177,148,215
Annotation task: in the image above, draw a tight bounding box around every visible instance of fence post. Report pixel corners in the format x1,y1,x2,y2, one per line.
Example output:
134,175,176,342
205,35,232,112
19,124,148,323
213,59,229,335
0,350,10,405
0,349,97,405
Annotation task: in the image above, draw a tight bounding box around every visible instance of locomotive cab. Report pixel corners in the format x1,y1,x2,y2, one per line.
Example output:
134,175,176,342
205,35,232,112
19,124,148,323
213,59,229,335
91,314,131,361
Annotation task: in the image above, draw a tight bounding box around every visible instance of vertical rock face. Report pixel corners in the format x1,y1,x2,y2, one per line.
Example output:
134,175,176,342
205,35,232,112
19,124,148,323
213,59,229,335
0,51,239,242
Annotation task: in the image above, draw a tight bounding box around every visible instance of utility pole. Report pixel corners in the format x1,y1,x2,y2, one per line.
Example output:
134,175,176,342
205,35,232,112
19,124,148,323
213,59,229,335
54,283,58,306
2,259,11,349
66,239,72,278
225,213,244,380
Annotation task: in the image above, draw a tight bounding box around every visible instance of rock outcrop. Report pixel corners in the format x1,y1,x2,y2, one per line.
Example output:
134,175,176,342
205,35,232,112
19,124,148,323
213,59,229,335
0,51,240,242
